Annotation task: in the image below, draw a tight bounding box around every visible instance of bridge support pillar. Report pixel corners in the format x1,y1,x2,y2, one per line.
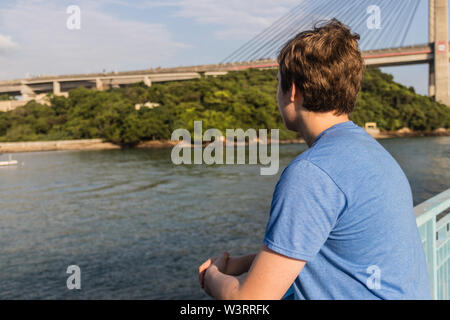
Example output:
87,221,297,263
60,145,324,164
95,78,104,91
432,0,449,106
20,82,35,101
428,63,435,98
143,76,152,87
53,81,61,95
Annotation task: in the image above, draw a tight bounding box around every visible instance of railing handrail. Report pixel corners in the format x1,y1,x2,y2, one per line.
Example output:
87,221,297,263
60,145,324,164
414,188,450,226
414,188,449,300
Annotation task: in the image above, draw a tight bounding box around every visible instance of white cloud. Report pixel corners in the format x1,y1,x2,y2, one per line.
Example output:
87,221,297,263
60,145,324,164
170,0,299,38
0,0,301,80
131,0,298,38
0,1,187,80
0,33,19,53
123,0,179,9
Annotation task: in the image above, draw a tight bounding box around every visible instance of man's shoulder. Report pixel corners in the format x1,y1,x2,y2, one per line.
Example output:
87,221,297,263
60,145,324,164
280,157,343,196
290,127,404,194
302,125,392,170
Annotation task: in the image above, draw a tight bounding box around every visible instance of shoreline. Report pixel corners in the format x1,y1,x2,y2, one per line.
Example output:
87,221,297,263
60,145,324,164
0,129,449,154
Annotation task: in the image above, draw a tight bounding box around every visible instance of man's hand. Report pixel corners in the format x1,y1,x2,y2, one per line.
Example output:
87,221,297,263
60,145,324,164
198,252,258,289
223,254,257,276
203,252,234,298
198,252,229,289
198,245,306,300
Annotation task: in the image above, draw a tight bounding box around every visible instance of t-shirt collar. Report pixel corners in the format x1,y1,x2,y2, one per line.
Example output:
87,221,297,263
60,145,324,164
311,121,355,147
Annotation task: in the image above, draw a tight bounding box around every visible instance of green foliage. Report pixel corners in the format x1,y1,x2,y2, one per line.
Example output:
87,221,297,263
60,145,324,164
0,94,14,101
0,68,448,144
351,67,450,131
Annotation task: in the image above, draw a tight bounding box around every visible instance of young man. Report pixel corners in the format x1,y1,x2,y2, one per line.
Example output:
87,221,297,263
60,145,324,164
198,19,430,300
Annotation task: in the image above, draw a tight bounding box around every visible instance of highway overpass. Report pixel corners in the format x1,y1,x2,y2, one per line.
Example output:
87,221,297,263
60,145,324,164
0,42,449,112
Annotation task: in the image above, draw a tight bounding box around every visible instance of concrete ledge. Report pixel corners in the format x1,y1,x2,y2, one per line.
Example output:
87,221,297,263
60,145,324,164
0,139,120,153
1,130,448,154
0,100,27,112
369,128,450,139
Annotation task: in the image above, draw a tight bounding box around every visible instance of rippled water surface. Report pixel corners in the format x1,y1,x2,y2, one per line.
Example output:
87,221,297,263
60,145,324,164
0,136,449,299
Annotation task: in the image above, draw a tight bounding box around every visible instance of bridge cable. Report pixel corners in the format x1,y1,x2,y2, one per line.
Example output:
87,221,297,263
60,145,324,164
400,0,421,47
261,0,347,61
363,0,405,50
221,2,308,63
225,2,310,63
236,0,328,62
381,0,414,48
221,0,421,62
387,0,417,48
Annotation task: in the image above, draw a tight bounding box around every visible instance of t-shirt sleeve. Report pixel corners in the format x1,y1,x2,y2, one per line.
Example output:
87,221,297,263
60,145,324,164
264,159,347,261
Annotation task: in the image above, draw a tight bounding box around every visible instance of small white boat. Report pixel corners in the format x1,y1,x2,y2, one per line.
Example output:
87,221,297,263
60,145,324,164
0,154,18,166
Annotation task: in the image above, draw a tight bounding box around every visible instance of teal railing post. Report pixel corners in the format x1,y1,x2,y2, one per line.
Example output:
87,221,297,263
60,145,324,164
415,188,450,300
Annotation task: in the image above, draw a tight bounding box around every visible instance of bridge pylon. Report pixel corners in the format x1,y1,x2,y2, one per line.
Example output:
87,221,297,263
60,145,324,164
429,0,449,106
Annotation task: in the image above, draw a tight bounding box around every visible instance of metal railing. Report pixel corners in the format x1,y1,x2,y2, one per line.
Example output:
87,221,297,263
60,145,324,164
415,188,450,300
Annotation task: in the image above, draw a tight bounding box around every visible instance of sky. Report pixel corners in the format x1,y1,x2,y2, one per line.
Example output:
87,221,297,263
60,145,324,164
0,0,448,96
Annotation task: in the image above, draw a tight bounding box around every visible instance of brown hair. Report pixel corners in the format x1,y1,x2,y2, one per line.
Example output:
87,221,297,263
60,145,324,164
277,19,364,115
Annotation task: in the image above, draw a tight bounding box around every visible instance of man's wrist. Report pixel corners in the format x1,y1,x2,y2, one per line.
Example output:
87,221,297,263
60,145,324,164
204,264,241,300
245,254,257,270
204,264,223,298
205,264,219,284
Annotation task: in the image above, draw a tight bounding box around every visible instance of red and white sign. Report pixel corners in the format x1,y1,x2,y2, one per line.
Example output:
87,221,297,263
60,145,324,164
437,41,447,53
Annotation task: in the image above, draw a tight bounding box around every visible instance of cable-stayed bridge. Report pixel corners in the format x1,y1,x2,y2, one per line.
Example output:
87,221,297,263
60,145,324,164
0,0,448,112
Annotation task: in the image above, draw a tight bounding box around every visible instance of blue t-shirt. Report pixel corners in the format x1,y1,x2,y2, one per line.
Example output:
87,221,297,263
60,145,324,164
264,121,430,300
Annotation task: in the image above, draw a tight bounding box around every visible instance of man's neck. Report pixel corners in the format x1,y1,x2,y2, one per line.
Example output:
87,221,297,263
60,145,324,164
298,111,350,147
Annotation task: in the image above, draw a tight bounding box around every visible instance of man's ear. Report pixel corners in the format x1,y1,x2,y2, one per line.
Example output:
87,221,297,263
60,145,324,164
291,83,302,103
290,83,296,102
